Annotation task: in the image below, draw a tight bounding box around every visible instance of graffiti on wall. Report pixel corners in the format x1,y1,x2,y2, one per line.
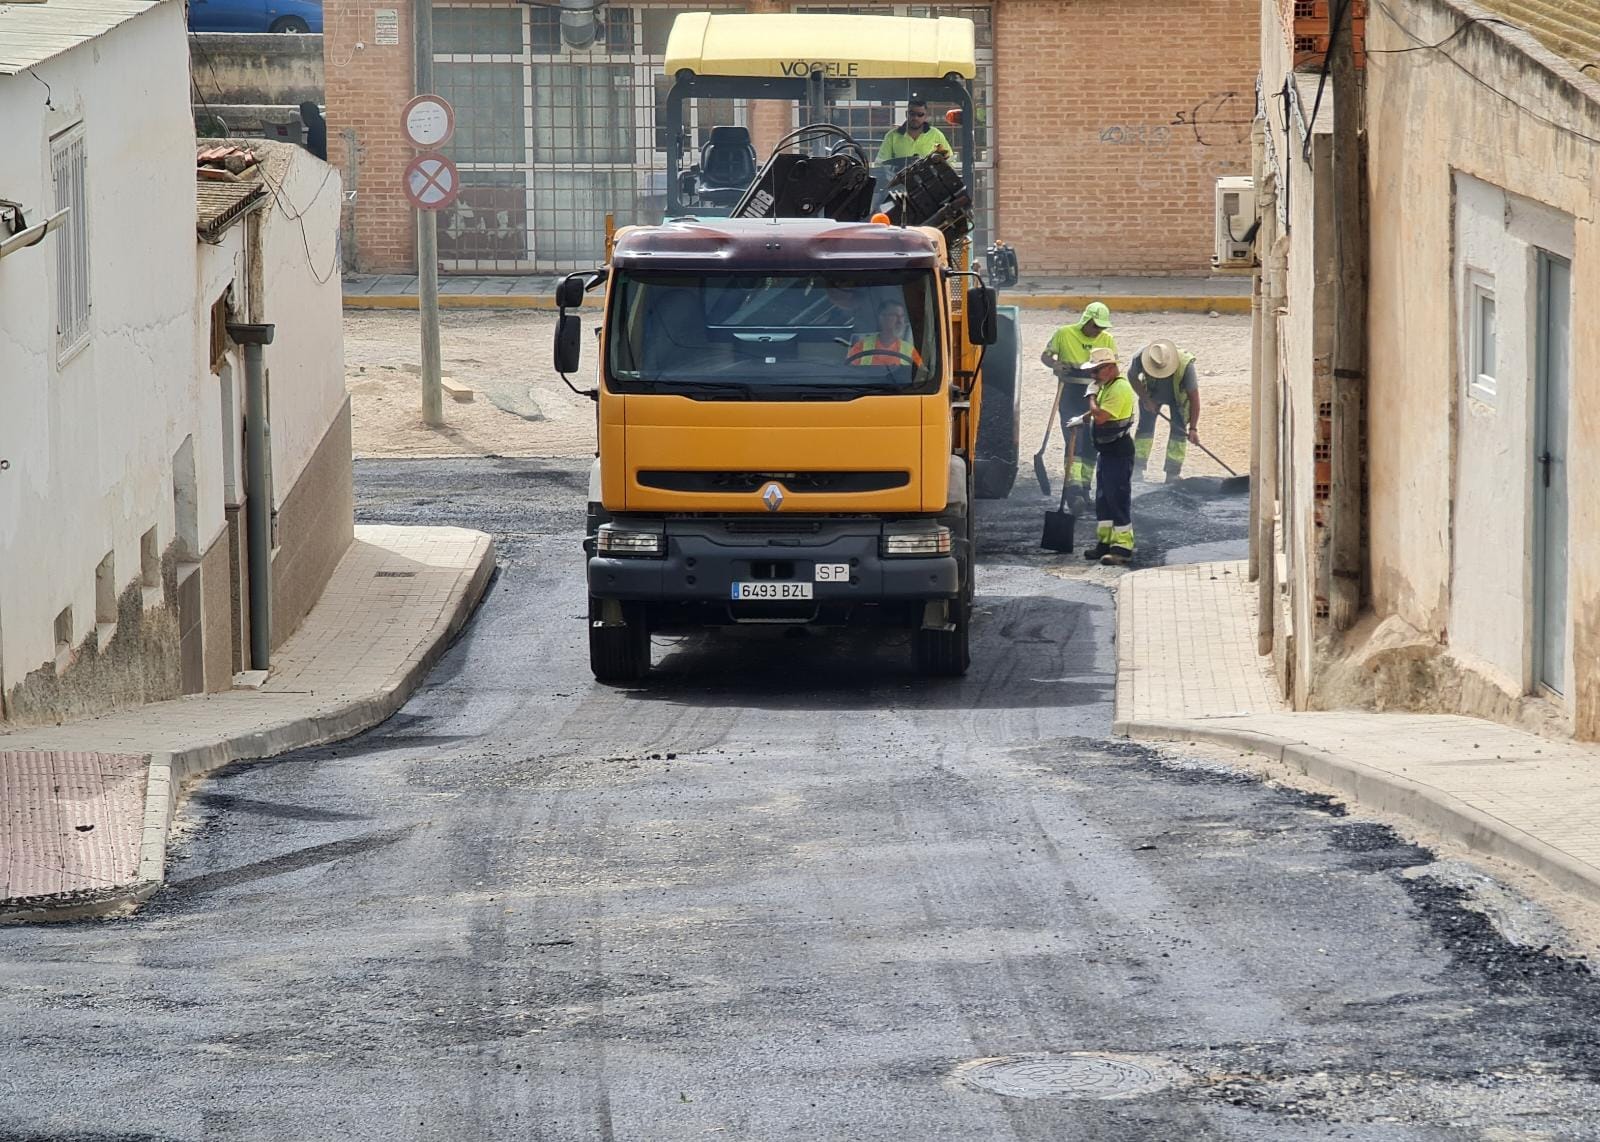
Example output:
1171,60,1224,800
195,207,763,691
1097,92,1254,148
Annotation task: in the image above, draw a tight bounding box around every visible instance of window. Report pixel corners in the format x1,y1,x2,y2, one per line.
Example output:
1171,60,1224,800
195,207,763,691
51,125,89,358
1467,271,1496,403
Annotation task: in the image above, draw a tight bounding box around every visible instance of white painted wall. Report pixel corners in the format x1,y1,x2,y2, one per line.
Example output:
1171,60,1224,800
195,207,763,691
0,1,200,687
253,143,345,500
1449,174,1575,693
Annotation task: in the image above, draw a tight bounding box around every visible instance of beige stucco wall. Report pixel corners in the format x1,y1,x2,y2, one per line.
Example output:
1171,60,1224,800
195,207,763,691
1365,0,1600,734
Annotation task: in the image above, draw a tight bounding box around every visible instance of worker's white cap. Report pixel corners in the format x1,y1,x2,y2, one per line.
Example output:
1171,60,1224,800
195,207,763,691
1142,340,1181,379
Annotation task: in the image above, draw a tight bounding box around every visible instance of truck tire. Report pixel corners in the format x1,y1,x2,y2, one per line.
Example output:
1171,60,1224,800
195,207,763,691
589,597,650,683
915,540,972,677
974,310,1021,500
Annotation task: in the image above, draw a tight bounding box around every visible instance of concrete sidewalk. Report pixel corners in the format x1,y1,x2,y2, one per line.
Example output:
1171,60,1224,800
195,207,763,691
1116,562,1600,907
0,525,495,922
344,273,1253,315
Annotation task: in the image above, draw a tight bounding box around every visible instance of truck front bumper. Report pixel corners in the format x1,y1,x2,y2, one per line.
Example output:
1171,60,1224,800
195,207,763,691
588,518,958,624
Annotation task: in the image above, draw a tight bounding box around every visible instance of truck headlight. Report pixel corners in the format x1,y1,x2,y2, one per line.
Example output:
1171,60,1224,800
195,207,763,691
881,524,952,558
596,524,665,558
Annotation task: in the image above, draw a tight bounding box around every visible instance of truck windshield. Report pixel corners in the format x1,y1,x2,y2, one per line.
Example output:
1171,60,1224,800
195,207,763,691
606,269,940,398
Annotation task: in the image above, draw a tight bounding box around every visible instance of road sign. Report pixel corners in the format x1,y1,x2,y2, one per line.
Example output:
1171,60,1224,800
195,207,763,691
401,94,455,149
404,153,460,211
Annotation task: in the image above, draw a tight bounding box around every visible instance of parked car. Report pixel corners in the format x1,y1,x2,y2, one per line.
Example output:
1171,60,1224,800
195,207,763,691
188,0,322,33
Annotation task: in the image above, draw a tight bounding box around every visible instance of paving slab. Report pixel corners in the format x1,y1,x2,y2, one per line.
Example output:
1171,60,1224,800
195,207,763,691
1115,560,1600,906
0,524,495,921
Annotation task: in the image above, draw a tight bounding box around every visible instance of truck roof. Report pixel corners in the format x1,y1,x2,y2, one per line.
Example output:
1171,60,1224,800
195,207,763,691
612,218,943,272
664,13,977,81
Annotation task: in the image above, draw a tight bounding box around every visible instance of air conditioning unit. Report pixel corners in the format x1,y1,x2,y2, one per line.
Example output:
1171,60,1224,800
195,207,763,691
1213,176,1257,269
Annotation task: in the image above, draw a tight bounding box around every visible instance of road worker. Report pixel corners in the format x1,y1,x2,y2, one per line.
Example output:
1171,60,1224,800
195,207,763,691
1128,339,1202,481
1040,301,1117,508
1078,347,1137,564
847,299,923,366
876,99,953,166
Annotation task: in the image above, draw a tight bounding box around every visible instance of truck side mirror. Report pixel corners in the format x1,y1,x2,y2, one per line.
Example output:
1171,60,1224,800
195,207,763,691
966,286,998,346
555,274,586,310
554,313,582,374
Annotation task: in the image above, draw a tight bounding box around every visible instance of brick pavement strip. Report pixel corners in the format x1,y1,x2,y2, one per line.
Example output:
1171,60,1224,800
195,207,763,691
0,524,495,922
1115,561,1600,907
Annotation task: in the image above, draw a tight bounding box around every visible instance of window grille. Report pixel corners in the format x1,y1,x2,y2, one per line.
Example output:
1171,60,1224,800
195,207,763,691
51,125,90,358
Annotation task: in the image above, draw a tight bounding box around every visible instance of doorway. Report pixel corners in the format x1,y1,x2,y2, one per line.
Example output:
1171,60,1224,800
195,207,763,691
1532,251,1571,696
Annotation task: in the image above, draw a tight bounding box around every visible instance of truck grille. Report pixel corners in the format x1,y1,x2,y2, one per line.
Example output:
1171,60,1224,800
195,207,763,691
638,470,909,494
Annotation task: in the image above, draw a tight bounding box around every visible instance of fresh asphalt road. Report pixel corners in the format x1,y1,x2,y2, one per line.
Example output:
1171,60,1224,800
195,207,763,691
5,460,1600,1141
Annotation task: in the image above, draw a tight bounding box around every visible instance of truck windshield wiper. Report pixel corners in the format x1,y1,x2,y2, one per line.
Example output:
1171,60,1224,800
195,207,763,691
636,379,753,398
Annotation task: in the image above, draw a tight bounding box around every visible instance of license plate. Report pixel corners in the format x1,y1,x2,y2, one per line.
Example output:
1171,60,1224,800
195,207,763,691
731,582,814,601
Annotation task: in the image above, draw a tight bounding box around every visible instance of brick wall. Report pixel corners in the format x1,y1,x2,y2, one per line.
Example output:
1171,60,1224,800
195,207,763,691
326,0,1260,275
993,0,1257,275
324,0,417,273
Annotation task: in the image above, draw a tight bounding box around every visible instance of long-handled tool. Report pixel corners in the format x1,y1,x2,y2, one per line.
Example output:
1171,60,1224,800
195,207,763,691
1150,406,1250,493
1041,417,1078,552
1033,376,1064,496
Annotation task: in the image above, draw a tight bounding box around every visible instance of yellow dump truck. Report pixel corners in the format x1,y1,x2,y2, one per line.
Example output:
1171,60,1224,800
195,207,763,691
554,13,1019,682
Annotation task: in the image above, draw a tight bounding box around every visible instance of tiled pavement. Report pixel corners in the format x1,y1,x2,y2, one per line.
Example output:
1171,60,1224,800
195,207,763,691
0,525,495,919
1116,561,1600,905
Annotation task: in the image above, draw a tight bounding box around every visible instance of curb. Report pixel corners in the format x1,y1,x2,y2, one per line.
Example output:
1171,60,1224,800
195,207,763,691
1117,716,1600,909
343,293,1253,316
1,535,497,923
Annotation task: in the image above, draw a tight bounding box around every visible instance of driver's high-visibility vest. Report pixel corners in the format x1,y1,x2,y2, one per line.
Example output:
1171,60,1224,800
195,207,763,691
848,335,923,366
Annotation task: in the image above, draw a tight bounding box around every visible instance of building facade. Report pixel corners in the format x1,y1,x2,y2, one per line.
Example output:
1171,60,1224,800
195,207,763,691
1251,0,1600,739
324,0,1260,277
0,1,352,726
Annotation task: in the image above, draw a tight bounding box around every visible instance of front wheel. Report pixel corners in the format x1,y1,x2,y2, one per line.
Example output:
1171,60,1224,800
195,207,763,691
271,15,310,31
589,597,650,683
914,593,971,676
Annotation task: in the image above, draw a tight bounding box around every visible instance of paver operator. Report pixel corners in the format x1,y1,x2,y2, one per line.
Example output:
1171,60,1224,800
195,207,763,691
1066,347,1137,565
1040,301,1117,507
876,99,953,164
1128,339,1202,481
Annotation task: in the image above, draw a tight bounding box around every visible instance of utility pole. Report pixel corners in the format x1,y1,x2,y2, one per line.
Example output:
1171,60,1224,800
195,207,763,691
414,0,443,427
1329,0,1366,630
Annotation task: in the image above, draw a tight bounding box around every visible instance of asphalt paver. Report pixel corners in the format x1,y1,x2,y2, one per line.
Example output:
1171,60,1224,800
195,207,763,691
3,459,1599,1140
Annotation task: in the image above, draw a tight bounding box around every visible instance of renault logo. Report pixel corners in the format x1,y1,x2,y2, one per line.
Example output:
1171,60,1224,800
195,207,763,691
761,482,784,512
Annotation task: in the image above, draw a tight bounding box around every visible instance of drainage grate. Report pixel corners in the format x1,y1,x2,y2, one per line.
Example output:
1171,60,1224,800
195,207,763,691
375,570,418,578
956,1053,1172,1100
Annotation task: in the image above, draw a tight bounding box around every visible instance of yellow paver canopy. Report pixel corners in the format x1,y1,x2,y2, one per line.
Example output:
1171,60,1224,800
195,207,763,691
664,12,977,81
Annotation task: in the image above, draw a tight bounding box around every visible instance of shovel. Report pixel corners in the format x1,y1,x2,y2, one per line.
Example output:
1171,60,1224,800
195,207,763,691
1150,406,1250,494
1041,419,1078,553
1033,376,1065,496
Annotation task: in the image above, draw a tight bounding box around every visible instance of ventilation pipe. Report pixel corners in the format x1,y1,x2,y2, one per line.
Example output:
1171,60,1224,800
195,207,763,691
559,0,602,48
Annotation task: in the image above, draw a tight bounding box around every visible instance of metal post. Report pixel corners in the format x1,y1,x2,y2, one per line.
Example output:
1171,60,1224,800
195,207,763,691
1248,119,1266,583
1258,179,1283,658
228,322,276,671
807,70,827,155
1329,0,1366,630
414,0,443,427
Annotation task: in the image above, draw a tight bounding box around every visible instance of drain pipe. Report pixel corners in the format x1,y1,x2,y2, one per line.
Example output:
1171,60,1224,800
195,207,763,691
1257,181,1284,658
558,0,601,48
228,322,276,671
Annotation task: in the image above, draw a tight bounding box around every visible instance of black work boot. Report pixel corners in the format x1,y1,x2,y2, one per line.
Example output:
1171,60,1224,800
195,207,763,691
1100,547,1133,567
1084,542,1109,562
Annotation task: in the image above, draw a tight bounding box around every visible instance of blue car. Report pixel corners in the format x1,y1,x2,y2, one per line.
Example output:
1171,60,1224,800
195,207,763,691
188,0,322,33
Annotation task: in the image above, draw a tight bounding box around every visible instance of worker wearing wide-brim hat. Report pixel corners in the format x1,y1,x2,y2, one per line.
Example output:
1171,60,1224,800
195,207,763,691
1064,346,1137,564
1128,339,1202,481
1040,301,1117,508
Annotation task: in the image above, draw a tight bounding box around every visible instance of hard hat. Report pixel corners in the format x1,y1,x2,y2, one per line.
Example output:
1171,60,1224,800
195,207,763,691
1142,340,1181,379
1081,301,1112,330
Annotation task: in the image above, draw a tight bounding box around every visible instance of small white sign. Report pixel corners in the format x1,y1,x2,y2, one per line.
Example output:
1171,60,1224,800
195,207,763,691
401,94,455,149
815,563,851,582
374,8,399,45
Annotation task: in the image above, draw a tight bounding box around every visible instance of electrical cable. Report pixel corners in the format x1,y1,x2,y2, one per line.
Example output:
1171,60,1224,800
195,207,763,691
1367,0,1600,148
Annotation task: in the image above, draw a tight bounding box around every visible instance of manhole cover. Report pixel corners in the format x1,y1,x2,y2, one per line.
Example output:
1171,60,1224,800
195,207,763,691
956,1053,1172,1100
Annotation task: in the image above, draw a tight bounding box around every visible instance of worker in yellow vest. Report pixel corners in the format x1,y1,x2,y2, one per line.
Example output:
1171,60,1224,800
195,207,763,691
1040,301,1117,506
1068,347,1138,564
1128,339,1202,481
876,100,953,165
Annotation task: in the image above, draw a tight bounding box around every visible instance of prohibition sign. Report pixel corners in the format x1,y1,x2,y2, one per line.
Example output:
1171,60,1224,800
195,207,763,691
404,153,460,211
401,93,455,149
